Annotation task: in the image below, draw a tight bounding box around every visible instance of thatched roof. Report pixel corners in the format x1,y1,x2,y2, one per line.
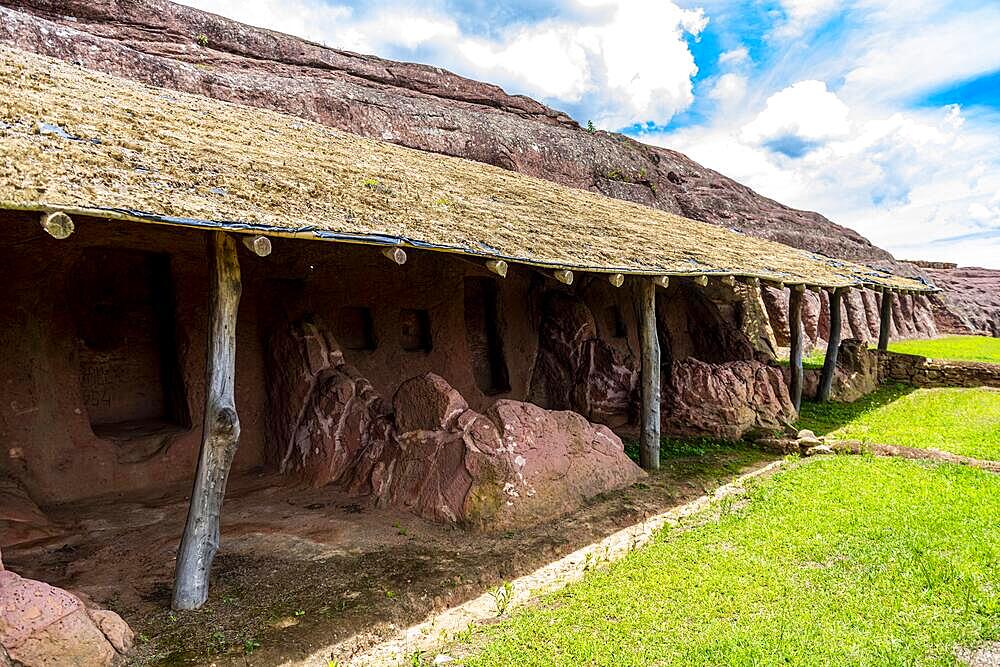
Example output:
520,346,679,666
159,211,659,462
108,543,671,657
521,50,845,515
0,46,932,292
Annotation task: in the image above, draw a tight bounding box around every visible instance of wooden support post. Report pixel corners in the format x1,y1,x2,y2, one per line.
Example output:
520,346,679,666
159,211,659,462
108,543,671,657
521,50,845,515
788,285,804,412
241,235,271,257
607,273,625,288
816,287,844,403
878,289,894,351
172,232,242,611
382,247,407,265
40,211,74,239
638,278,660,471
553,269,574,285
485,260,508,278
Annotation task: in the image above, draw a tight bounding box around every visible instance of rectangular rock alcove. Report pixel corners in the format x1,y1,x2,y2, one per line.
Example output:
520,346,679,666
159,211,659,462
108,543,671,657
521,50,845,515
72,247,189,439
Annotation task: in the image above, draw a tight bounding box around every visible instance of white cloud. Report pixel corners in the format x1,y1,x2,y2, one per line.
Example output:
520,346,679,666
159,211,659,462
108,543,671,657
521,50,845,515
840,4,1000,106
708,73,748,107
180,0,353,45
718,46,748,67
178,0,706,129
772,0,842,37
741,80,851,156
661,101,1000,268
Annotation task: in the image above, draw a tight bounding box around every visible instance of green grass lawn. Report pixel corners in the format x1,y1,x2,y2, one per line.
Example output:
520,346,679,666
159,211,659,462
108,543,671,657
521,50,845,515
776,348,827,370
798,384,1000,461
885,335,1000,365
452,456,1000,666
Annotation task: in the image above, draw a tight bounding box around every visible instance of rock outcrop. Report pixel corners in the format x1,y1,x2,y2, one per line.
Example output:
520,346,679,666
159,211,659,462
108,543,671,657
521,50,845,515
266,319,644,528
764,286,939,350
0,0,983,339
528,292,638,429
0,475,58,546
924,267,1000,337
663,359,796,439
0,547,133,666
525,285,794,439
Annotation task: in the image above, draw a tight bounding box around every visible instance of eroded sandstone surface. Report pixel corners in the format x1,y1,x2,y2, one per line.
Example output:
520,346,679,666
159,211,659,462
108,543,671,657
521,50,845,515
266,319,645,529
924,267,1000,337
764,286,940,349
1,0,990,339
0,546,133,666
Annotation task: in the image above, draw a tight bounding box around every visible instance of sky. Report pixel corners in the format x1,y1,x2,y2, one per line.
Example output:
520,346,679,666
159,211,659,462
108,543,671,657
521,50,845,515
178,0,1000,268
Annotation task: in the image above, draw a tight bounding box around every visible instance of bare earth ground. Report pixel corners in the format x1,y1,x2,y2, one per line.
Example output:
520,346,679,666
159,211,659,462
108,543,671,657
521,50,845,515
2,448,773,666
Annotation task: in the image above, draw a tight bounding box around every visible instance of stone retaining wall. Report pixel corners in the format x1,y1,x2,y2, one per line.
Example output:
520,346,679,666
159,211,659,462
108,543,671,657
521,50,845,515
784,343,1000,405
878,352,1000,388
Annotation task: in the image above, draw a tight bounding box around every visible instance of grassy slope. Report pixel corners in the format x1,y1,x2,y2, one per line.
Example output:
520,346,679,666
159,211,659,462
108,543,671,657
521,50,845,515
456,457,1000,666
798,384,1000,461
885,335,1000,364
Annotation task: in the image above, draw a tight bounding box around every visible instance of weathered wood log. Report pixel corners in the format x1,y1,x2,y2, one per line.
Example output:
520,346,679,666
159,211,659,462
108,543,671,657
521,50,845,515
241,235,271,257
382,247,407,265
692,275,709,287
553,269,573,285
638,278,660,471
485,260,508,278
788,285,804,412
719,275,736,287
816,287,844,402
172,232,242,611
878,290,894,351
39,211,73,239
607,273,625,288
653,275,670,289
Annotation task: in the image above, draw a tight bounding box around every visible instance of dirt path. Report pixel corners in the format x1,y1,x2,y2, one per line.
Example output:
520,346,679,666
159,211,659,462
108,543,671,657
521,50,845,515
2,447,773,665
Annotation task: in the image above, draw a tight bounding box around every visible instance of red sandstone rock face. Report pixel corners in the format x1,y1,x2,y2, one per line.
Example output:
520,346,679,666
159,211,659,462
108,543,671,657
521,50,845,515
528,292,638,429
0,475,58,546
664,359,796,439
266,320,643,528
924,268,1000,337
527,285,794,439
0,569,133,665
0,0,980,339
266,319,394,487
763,286,940,350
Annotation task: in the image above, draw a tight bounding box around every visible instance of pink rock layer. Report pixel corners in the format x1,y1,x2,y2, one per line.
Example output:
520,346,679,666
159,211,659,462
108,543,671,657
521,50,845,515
267,320,645,529
0,546,133,666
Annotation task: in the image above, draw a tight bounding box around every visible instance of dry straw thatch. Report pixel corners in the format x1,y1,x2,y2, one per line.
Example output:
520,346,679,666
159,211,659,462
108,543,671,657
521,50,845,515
0,46,931,292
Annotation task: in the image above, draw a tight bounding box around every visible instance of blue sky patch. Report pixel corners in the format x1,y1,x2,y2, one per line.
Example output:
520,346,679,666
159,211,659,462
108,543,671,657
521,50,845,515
922,70,1000,109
